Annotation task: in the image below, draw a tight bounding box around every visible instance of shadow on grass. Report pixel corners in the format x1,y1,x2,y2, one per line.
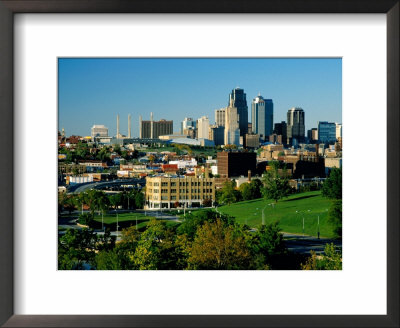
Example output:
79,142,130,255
284,194,319,202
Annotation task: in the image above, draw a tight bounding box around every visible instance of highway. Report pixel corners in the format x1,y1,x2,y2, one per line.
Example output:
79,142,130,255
68,178,145,193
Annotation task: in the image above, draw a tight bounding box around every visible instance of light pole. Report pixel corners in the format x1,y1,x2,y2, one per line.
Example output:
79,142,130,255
101,209,104,232
115,208,119,236
317,215,320,239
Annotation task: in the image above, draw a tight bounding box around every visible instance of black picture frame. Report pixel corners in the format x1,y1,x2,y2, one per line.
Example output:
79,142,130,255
0,1,398,327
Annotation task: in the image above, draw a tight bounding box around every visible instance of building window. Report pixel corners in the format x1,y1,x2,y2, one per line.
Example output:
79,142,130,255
153,182,159,187
171,189,176,194
161,196,168,200
153,189,159,193
171,182,176,186
171,196,176,200
162,182,168,186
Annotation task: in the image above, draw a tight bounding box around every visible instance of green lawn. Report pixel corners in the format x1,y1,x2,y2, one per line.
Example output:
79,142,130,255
93,212,179,231
215,191,335,238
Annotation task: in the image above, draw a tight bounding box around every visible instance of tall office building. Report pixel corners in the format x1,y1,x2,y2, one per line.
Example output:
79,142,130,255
273,121,287,143
335,123,342,140
224,102,240,146
208,124,225,146
286,107,305,145
197,116,210,139
251,94,273,140
140,114,173,139
318,121,337,143
229,88,248,137
91,125,109,140
181,117,196,134
116,114,120,138
215,108,226,127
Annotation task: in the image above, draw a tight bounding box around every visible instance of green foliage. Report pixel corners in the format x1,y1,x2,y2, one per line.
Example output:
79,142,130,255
75,142,89,159
113,144,121,155
239,179,262,201
301,243,342,270
187,219,251,270
262,161,291,203
177,210,234,240
97,146,110,161
249,222,286,269
132,219,181,270
135,191,145,209
78,212,94,226
58,228,115,270
219,180,239,205
328,200,342,238
322,167,342,199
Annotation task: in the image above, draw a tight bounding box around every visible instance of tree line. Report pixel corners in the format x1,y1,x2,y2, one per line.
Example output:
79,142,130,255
59,189,145,226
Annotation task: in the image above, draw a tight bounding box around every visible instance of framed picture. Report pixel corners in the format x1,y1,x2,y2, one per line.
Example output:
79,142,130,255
0,0,398,327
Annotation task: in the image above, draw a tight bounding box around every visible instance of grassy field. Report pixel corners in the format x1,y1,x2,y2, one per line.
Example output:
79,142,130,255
92,212,179,231
215,191,335,238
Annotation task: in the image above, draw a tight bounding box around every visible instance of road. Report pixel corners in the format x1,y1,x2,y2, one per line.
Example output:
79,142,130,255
282,233,342,254
68,178,145,193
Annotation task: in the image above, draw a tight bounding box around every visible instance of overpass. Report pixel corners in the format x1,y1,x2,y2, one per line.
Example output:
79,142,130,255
68,178,146,194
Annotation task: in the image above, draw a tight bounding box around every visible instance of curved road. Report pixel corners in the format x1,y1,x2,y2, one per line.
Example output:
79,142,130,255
68,178,146,193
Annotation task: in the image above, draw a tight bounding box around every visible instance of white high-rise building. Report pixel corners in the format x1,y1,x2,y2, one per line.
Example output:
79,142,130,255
215,108,226,127
91,125,109,140
335,123,342,139
181,117,196,134
197,116,210,139
224,102,240,146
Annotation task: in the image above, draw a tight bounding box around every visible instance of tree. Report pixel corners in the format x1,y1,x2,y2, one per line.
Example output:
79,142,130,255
249,179,263,199
109,193,122,210
219,180,238,205
132,219,180,270
113,144,121,155
187,219,251,269
328,200,342,239
59,228,115,270
301,243,342,270
322,167,342,199
78,212,94,226
75,141,89,159
135,191,145,209
249,222,287,269
97,147,110,161
239,183,252,201
262,161,291,203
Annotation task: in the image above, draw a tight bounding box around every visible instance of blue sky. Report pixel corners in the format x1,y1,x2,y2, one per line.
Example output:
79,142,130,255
58,58,342,137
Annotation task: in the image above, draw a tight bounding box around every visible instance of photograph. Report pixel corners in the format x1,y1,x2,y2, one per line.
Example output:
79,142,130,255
58,58,342,270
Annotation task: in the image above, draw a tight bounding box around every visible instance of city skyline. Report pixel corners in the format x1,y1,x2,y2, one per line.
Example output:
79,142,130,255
58,58,342,137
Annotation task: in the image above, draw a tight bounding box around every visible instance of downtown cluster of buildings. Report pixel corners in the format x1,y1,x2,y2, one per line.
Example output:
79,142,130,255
59,87,342,210
88,87,342,150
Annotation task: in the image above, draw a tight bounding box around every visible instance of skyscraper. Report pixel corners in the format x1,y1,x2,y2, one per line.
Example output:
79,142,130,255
91,125,109,140
215,108,226,127
318,121,337,143
181,117,196,134
224,102,240,146
197,116,210,139
273,121,287,143
286,107,305,145
251,94,273,140
140,114,173,139
229,88,248,137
